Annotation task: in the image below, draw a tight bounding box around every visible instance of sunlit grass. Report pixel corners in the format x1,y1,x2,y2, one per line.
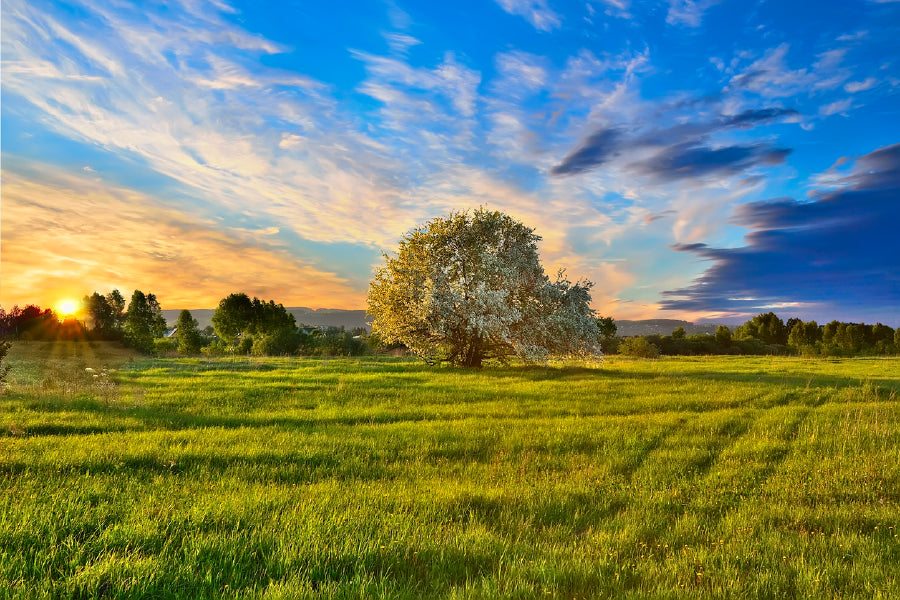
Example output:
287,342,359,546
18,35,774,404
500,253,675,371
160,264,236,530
1,343,898,598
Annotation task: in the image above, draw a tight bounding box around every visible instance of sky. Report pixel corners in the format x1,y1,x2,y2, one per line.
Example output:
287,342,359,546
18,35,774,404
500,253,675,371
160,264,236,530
2,0,899,325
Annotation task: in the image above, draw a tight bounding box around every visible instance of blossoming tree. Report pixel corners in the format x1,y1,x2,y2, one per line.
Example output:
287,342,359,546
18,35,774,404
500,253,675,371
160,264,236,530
367,209,601,367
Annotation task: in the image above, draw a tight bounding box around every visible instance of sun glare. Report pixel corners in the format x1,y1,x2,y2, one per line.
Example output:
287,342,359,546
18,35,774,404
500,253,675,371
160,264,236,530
58,300,77,317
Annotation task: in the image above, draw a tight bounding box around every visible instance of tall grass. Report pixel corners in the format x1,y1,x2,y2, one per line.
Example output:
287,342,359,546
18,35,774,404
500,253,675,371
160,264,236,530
1,343,898,598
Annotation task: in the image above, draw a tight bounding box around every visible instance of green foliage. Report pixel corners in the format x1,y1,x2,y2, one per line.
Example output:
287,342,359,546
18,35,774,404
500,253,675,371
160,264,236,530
0,305,58,340
153,337,177,354
368,208,600,367
618,336,660,358
715,325,732,346
123,290,167,353
0,338,10,389
736,312,788,345
251,328,302,357
212,293,298,355
787,320,821,354
175,309,203,355
81,289,127,339
596,316,619,353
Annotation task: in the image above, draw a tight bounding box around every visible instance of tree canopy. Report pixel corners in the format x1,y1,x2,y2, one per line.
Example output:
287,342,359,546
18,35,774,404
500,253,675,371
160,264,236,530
367,209,600,367
123,290,167,353
175,309,203,355
211,293,299,355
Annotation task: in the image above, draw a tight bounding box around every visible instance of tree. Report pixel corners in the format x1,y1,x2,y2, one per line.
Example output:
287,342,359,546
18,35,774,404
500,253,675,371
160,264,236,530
212,293,299,354
671,326,686,340
596,316,619,353
738,312,788,345
83,293,115,335
175,309,203,355
124,290,166,353
715,325,732,346
106,289,127,331
212,293,256,345
367,209,600,367
82,290,127,339
0,338,11,390
787,320,820,351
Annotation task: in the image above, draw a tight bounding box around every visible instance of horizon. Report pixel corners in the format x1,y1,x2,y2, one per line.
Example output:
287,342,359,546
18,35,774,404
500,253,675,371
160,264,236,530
2,0,899,326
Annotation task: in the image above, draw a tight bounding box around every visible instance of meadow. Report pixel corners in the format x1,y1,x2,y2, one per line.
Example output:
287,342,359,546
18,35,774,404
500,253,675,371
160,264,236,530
1,341,898,599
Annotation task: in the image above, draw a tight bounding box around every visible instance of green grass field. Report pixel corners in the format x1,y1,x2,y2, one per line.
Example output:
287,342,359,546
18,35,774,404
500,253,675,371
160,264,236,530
1,342,898,599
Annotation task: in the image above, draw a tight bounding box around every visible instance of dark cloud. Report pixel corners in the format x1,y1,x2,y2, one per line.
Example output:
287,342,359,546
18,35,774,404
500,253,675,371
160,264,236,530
660,143,900,323
550,105,798,180
550,128,621,176
632,143,792,182
722,108,799,128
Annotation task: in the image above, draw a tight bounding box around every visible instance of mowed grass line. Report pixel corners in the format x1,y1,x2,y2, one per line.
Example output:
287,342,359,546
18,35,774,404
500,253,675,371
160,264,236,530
1,344,898,599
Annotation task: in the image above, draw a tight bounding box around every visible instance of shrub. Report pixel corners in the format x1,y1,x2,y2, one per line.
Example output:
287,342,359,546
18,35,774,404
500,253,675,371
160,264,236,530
618,337,660,358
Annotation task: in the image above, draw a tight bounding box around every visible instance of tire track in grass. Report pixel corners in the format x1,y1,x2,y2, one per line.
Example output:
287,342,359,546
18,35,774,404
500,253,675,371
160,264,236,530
627,404,814,593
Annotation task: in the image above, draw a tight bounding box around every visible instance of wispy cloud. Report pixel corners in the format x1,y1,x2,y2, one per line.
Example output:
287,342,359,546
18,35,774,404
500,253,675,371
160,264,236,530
0,166,362,308
665,0,720,27
844,77,877,92
494,0,562,32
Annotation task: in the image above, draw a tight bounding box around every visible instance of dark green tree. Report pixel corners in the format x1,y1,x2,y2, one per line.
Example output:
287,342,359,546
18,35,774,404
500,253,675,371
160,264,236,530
596,316,618,353
715,325,732,346
0,338,11,390
872,323,894,347
83,292,116,336
787,320,821,350
106,289,127,331
175,309,203,355
212,293,256,345
212,293,299,354
124,290,165,353
739,312,788,345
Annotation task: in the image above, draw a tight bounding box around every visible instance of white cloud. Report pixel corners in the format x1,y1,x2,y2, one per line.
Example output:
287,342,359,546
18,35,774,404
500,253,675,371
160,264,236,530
844,77,877,92
666,0,720,27
384,32,422,55
494,0,562,32
819,98,853,116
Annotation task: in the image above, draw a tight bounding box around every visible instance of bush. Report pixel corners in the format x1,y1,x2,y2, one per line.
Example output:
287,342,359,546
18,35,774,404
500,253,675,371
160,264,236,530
251,329,301,356
153,337,177,355
618,337,660,358
0,339,11,391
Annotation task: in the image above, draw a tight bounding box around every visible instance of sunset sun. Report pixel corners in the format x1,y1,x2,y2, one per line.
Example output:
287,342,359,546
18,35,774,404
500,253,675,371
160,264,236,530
57,300,77,317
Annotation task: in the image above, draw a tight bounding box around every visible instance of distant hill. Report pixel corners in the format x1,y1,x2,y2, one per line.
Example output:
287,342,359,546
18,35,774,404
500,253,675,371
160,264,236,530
613,319,720,337
163,309,721,336
162,307,370,331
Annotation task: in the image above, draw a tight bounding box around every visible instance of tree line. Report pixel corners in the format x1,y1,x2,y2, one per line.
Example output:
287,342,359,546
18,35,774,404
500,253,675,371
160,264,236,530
0,290,370,357
608,311,900,358
4,293,897,360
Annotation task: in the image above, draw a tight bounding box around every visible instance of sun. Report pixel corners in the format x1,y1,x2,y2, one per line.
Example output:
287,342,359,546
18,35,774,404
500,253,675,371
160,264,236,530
57,300,78,317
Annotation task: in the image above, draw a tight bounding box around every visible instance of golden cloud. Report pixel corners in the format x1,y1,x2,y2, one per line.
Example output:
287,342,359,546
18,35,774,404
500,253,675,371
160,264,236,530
0,166,365,310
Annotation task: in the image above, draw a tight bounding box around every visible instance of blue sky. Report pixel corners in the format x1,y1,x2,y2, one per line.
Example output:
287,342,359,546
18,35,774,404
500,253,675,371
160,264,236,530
2,0,899,324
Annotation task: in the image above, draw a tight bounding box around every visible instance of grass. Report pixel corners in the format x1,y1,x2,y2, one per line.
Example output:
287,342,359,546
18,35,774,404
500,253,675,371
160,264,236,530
1,342,898,599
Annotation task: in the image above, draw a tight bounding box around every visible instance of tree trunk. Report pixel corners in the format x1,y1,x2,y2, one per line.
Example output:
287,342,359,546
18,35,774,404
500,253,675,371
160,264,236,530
462,339,483,368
